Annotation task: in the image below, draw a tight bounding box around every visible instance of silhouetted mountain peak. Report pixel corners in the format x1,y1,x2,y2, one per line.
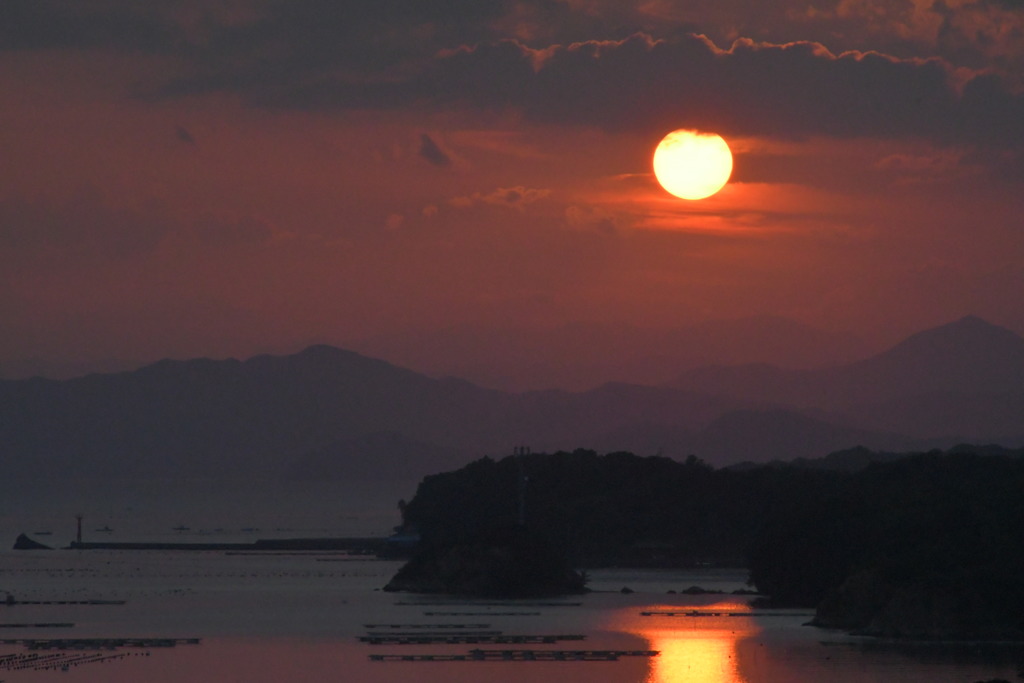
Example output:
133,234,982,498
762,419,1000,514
296,344,356,359
278,344,375,367
240,345,422,384
885,315,1022,356
668,315,1024,434
955,314,989,327
865,316,1024,383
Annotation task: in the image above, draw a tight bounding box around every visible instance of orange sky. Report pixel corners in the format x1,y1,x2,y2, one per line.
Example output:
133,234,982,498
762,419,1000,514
1,1,1022,385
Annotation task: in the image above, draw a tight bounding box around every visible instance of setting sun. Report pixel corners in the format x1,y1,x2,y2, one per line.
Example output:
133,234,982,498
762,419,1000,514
653,130,734,200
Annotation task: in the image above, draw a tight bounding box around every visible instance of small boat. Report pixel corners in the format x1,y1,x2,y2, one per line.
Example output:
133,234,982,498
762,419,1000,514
172,525,190,532
95,526,113,533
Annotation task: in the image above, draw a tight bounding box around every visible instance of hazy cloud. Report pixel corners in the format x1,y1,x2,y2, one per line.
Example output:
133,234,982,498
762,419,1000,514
875,149,972,183
418,133,452,167
175,125,196,145
565,205,619,233
450,186,552,210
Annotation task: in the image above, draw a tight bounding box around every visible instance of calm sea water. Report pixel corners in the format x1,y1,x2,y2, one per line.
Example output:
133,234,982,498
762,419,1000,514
0,479,1019,682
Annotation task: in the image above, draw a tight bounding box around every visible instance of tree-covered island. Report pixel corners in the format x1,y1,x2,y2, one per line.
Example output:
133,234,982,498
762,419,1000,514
386,447,1024,640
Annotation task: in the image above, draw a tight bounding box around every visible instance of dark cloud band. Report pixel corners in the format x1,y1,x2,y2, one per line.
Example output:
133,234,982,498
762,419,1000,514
417,34,1023,146
3,2,1019,147
244,32,1021,147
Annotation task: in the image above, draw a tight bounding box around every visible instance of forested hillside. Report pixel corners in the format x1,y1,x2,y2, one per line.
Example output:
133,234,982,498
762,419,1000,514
399,447,1024,638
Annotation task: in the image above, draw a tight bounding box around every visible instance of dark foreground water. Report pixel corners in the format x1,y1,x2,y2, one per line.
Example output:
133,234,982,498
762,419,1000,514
0,479,1019,682
0,552,1018,682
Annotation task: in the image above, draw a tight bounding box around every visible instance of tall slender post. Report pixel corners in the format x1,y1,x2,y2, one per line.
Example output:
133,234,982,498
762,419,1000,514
516,446,529,526
75,514,83,545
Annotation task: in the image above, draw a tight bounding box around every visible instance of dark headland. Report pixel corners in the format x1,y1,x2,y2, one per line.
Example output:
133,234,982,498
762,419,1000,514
392,447,1024,639
383,523,587,598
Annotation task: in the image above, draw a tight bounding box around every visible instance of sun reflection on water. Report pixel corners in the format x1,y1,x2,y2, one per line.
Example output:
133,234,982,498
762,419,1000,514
618,601,760,683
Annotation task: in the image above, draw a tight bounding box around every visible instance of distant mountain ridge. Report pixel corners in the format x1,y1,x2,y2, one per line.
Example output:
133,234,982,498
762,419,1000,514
1,315,1022,478
670,315,1024,441
349,315,870,392
1,345,502,478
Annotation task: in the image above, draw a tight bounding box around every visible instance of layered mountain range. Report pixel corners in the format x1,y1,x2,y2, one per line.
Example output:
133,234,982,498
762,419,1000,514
2,316,1022,479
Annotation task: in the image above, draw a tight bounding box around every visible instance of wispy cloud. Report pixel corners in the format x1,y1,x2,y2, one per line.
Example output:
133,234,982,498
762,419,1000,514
418,133,452,167
450,185,551,210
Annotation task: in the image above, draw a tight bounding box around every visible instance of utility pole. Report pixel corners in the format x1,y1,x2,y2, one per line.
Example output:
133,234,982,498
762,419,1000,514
515,446,530,526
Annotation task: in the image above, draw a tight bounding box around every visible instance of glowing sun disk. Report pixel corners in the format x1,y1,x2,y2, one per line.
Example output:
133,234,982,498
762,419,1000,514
653,130,733,200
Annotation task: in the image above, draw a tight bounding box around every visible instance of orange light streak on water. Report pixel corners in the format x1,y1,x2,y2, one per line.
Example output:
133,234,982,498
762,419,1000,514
614,601,761,683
